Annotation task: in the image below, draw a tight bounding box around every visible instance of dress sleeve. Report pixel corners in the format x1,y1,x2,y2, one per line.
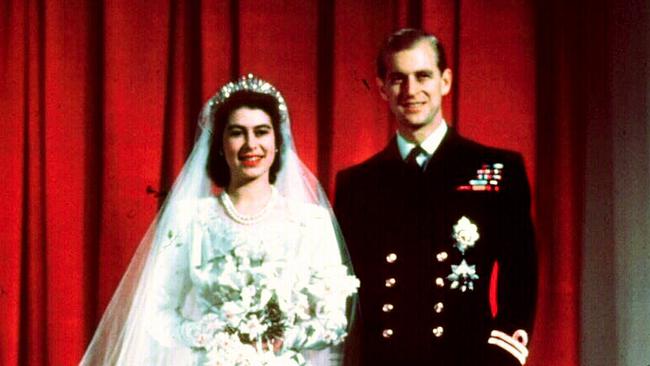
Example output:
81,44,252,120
291,205,350,365
305,206,344,267
486,154,538,365
145,217,195,348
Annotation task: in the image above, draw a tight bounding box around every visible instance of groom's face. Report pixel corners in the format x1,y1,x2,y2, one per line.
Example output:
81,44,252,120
378,41,452,136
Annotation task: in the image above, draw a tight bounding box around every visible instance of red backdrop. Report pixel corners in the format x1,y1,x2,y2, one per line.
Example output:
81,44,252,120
0,1,584,365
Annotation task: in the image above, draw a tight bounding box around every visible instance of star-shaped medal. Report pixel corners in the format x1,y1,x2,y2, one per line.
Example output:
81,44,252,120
447,259,479,292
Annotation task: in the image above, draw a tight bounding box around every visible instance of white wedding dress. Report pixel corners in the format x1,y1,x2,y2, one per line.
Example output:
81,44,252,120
80,75,354,366
148,194,345,365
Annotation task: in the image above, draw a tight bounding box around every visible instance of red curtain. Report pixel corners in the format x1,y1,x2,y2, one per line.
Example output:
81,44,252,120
0,1,583,365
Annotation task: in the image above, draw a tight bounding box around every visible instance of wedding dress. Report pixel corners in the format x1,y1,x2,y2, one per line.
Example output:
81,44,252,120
80,75,355,366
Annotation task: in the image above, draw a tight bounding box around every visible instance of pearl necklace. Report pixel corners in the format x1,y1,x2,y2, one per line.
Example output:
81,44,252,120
220,186,278,225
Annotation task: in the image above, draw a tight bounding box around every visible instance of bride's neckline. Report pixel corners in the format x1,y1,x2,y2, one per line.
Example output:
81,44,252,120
219,186,278,225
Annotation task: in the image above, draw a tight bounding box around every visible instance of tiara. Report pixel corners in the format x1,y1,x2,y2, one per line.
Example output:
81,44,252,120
209,74,287,111
203,74,288,132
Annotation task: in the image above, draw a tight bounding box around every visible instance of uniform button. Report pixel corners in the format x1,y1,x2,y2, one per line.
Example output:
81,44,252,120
382,329,394,338
385,278,397,288
435,277,445,287
382,303,394,312
434,302,444,313
386,253,397,263
436,251,448,262
432,326,444,337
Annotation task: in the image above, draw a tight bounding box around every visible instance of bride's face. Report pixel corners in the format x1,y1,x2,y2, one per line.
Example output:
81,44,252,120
222,107,277,185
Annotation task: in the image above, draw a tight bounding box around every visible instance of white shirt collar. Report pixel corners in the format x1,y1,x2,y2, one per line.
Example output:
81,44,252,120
396,121,448,162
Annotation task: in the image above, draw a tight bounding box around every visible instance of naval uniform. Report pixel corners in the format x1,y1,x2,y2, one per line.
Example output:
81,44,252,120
334,126,537,365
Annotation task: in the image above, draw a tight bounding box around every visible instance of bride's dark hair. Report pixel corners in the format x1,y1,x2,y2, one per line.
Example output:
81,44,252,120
207,90,284,187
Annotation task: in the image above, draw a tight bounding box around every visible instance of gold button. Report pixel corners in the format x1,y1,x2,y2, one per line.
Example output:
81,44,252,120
435,277,445,287
386,253,397,263
436,251,448,262
382,303,394,312
434,302,444,313
385,278,397,287
432,326,444,337
382,329,394,338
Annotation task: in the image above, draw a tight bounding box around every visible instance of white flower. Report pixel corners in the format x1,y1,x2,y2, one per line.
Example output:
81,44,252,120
216,256,244,289
221,301,247,326
452,216,480,254
205,333,260,365
240,315,268,340
240,285,258,308
293,293,311,321
322,310,348,330
233,244,251,259
199,313,225,333
209,332,239,351
334,273,360,298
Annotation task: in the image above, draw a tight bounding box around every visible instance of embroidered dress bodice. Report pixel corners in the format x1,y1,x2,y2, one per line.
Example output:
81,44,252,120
148,193,343,364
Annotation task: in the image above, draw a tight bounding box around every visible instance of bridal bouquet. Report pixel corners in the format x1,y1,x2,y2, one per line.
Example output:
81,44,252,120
196,239,359,366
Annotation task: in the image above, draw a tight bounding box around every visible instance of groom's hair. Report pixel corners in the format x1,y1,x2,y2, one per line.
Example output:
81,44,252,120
376,28,448,79
207,90,284,187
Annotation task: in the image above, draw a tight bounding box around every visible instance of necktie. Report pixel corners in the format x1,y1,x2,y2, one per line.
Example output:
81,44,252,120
406,145,424,170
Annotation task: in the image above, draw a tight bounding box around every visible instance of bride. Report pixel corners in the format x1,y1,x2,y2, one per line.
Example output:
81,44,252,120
80,75,358,365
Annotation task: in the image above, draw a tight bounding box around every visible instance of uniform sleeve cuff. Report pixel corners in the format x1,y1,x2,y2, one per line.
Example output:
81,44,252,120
487,329,529,365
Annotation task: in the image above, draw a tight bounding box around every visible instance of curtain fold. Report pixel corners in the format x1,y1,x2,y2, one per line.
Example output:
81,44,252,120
533,3,583,363
0,1,586,365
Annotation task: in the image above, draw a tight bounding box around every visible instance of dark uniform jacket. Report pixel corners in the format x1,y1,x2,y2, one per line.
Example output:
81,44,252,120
334,128,537,365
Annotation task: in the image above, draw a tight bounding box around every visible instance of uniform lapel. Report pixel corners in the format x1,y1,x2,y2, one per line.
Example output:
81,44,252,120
424,127,462,177
377,138,403,164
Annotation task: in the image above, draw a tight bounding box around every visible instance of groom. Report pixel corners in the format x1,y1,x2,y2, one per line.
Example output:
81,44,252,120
334,29,537,365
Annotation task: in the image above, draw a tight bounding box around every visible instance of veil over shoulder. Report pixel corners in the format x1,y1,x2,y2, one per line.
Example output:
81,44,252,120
80,74,357,366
